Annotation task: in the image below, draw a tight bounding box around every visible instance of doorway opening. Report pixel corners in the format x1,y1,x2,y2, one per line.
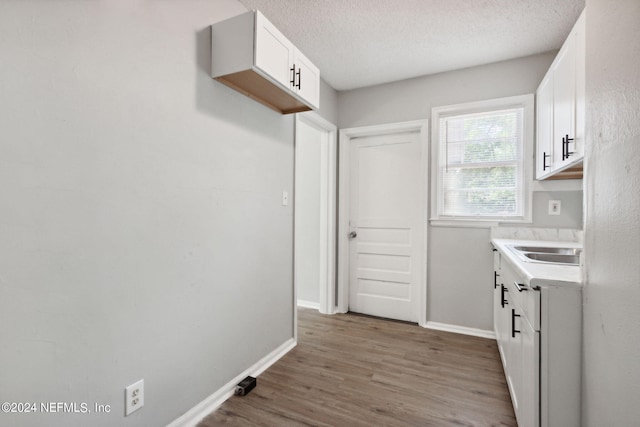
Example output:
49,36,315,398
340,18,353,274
294,112,337,323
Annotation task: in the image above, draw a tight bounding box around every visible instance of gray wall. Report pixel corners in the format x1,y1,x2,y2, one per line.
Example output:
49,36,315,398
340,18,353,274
532,190,583,228
0,1,296,426
317,78,339,126
582,0,640,425
294,120,322,305
339,52,556,128
338,53,583,331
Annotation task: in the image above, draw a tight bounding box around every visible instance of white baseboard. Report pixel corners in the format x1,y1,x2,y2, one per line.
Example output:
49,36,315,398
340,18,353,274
167,338,296,427
425,321,496,340
296,299,320,310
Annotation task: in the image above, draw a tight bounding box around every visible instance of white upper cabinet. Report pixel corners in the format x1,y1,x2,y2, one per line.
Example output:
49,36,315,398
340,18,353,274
536,10,585,179
211,10,320,114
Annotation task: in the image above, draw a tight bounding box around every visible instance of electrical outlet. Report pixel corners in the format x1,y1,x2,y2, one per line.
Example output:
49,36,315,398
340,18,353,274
549,200,561,215
125,379,144,416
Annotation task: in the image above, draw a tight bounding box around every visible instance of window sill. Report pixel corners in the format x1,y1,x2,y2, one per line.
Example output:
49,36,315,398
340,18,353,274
429,218,532,229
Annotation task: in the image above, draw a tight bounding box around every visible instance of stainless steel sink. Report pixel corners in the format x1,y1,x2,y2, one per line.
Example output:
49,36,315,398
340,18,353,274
508,245,581,266
513,246,582,256
523,252,580,265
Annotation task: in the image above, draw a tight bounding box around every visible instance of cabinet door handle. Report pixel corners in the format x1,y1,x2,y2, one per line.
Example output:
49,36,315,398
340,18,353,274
501,284,508,308
543,151,550,170
514,281,528,292
563,134,575,160
511,309,521,338
296,68,301,89
494,271,500,289
565,134,574,159
290,65,296,87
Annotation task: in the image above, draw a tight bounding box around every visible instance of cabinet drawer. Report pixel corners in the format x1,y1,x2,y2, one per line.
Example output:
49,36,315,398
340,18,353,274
501,258,540,331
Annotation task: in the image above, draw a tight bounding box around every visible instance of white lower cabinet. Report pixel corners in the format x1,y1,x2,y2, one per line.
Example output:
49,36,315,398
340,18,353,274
492,244,580,427
495,256,537,427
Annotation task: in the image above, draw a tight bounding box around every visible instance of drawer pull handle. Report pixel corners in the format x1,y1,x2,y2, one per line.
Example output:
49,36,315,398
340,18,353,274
501,284,508,308
512,309,521,338
514,281,528,292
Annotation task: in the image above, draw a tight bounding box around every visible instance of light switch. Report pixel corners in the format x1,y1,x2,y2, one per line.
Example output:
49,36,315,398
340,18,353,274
282,191,289,206
549,200,561,215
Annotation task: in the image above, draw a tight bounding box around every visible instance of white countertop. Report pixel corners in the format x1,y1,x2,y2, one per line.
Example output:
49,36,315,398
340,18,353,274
491,238,583,288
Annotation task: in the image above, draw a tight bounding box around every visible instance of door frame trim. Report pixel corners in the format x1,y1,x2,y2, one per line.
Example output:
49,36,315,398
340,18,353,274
295,112,338,321
337,120,429,327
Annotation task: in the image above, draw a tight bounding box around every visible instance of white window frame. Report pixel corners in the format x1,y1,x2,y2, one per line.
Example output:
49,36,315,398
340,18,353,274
430,94,534,227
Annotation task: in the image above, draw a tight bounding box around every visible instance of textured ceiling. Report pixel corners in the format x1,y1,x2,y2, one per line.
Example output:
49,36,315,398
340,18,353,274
238,0,585,91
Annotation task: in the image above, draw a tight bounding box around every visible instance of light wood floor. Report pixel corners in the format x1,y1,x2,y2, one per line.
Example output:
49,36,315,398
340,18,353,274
199,308,516,427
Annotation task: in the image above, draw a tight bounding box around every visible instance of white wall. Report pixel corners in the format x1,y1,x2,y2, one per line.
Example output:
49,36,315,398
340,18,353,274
338,53,583,331
582,0,640,425
0,1,298,426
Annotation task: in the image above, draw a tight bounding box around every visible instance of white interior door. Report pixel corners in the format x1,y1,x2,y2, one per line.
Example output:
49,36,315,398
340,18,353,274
348,130,423,323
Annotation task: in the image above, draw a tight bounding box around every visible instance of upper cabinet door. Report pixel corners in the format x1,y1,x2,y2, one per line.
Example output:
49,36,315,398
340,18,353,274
552,34,576,170
292,48,320,109
573,12,586,161
254,11,294,89
536,74,554,179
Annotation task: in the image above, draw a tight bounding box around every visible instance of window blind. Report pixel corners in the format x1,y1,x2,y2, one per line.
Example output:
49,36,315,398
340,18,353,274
439,108,524,217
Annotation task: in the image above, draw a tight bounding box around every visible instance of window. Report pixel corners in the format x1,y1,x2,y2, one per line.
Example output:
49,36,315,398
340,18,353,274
431,95,533,224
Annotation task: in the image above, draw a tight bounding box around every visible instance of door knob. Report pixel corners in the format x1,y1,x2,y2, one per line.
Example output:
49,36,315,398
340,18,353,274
349,231,357,239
